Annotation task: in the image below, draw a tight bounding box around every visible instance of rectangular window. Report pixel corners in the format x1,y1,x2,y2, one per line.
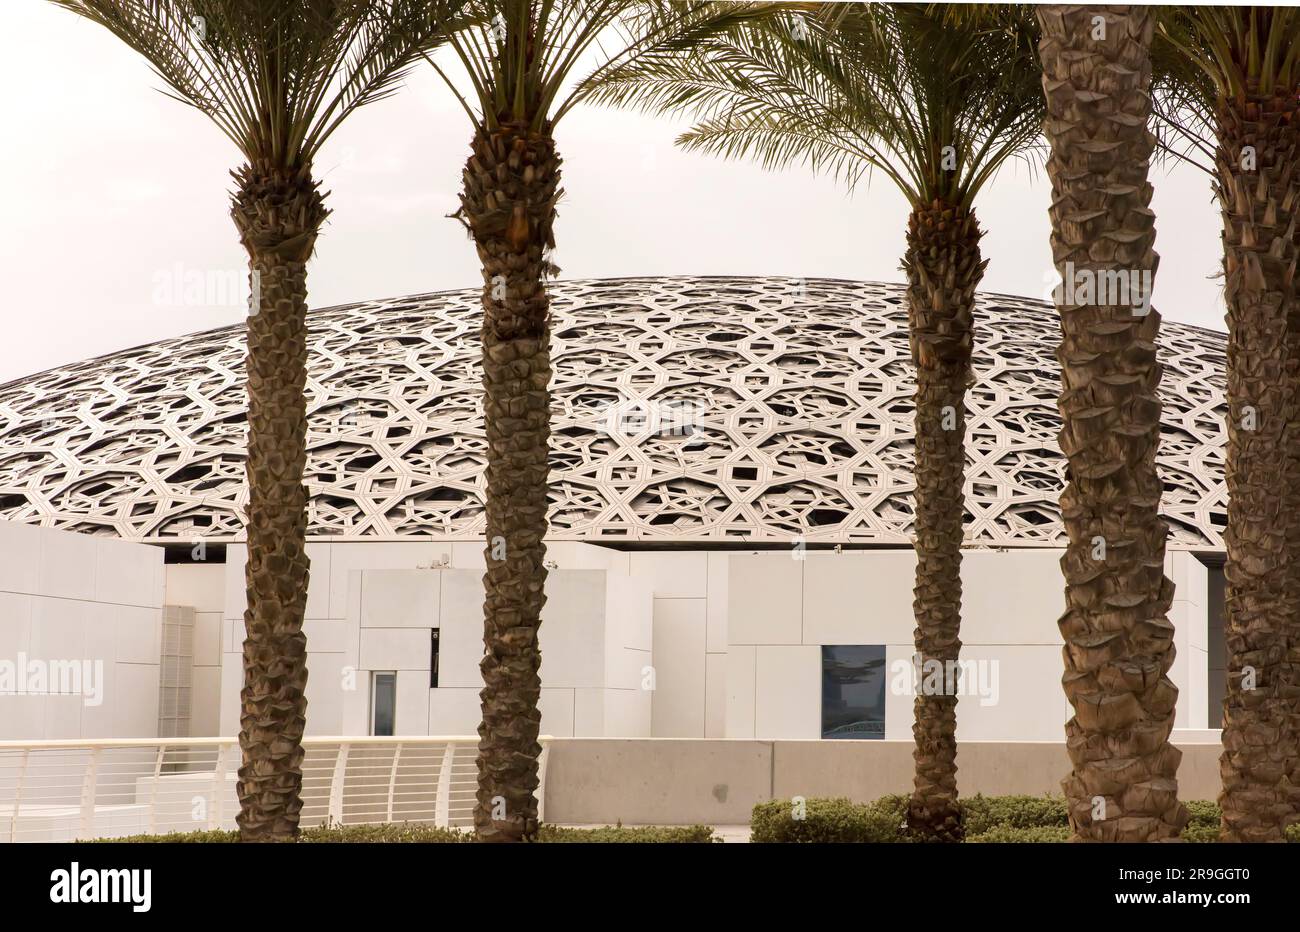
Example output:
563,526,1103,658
371,671,396,737
430,629,440,689
157,605,194,738
821,645,886,739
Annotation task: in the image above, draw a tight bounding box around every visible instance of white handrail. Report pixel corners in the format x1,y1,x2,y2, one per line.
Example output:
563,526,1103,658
9,748,28,844
211,742,231,830
434,743,455,827
0,736,493,750
0,735,552,843
147,744,164,836
386,744,402,823
79,747,100,841
327,743,350,826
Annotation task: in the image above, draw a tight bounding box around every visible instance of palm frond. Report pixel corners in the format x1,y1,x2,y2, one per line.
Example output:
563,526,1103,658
1151,7,1300,179
53,0,468,167
588,2,1044,210
1150,17,1216,178
596,11,917,196
423,1,777,133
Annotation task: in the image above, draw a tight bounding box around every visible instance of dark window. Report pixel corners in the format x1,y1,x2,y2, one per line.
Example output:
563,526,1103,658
821,645,886,739
430,629,440,688
371,672,396,736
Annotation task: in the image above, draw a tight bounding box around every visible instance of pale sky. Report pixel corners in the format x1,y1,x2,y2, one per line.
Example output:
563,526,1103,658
0,1,1227,386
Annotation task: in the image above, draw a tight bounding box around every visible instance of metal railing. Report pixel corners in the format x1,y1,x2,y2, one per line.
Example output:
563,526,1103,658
0,736,550,843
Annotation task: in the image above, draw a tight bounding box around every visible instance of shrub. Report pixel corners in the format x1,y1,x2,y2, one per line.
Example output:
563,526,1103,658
1286,822,1300,844
1181,822,1219,843
300,823,472,843
1183,800,1220,828
536,824,717,843
750,797,902,843
867,793,909,829
965,824,1069,844
89,822,712,843
1181,800,1220,842
90,823,471,844
90,828,243,844
960,795,1068,836
750,795,1236,842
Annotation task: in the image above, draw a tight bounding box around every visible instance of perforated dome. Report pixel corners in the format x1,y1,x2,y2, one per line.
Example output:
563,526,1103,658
0,276,1227,548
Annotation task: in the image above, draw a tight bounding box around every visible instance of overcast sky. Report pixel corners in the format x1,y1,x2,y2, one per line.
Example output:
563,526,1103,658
0,1,1227,386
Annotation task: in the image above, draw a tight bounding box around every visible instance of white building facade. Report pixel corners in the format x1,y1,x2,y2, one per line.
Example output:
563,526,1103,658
155,541,1212,743
0,278,1228,745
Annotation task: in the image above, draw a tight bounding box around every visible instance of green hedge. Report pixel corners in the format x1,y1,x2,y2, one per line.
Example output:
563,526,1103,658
750,795,1247,843
536,824,717,843
299,823,474,843
1183,800,1221,843
965,824,1071,844
92,828,244,844
90,822,716,844
751,795,1066,843
960,795,1068,836
93,824,471,844
84,800,1300,844
750,797,904,843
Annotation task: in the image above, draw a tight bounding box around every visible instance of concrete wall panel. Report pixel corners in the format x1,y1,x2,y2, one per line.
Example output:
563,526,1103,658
542,738,1224,825
543,738,773,824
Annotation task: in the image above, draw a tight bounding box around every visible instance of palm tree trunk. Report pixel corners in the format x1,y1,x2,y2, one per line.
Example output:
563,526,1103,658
1286,336,1300,833
1037,5,1188,842
230,162,327,842
1287,136,1300,832
460,122,560,843
1215,87,1300,842
902,199,985,842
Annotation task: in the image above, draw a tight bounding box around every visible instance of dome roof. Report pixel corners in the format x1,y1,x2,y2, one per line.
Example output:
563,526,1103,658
0,276,1227,548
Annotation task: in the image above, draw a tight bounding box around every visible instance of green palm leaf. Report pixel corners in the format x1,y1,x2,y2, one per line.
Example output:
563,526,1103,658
1152,7,1300,176
53,0,469,167
588,2,1044,210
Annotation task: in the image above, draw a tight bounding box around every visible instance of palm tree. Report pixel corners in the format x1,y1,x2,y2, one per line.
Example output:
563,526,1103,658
409,0,770,843
1154,8,1300,842
589,2,1042,841
52,0,464,841
1036,4,1189,841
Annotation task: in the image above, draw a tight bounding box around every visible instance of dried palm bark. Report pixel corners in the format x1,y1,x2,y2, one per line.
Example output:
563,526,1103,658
231,161,327,842
1037,5,1189,842
903,199,986,843
459,122,561,843
1216,86,1300,841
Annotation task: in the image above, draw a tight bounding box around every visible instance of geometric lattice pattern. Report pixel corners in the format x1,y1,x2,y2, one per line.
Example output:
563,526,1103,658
0,277,1227,548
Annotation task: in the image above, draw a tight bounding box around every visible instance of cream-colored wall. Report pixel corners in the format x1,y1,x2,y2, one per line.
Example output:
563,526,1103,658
170,542,1212,744
163,563,224,737
542,737,1225,825
202,541,651,738
0,520,165,740
1168,554,1209,729
424,563,653,737
723,549,1211,742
